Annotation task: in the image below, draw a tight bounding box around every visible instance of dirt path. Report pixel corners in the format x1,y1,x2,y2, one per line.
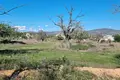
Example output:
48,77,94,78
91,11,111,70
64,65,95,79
0,70,15,76
75,67,120,78
1,67,120,78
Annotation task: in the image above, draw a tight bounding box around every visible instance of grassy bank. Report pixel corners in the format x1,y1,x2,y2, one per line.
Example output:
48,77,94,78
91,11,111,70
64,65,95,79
0,42,120,69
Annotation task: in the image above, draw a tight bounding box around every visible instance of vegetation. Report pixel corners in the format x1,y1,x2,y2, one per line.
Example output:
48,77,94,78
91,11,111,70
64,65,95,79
37,30,47,41
0,42,120,69
0,18,120,80
0,27,120,79
0,23,28,44
1,3,120,80
3,57,118,80
72,27,89,41
36,58,95,80
56,34,64,40
0,23,16,39
114,34,120,42
71,44,89,50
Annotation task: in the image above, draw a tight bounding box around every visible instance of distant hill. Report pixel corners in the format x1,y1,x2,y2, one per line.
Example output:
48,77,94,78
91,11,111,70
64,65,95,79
87,28,120,35
39,28,120,36
46,31,61,35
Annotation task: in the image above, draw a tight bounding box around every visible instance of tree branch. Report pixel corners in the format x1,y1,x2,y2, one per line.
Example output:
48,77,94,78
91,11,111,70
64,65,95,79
74,9,84,21
50,6,83,41
67,6,74,34
0,4,25,15
112,5,120,14
48,16,59,26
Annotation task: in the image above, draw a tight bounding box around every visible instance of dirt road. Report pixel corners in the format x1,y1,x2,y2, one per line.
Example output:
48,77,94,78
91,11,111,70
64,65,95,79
1,67,120,78
75,67,120,78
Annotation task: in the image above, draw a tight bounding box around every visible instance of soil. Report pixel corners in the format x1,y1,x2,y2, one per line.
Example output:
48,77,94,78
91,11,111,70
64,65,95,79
75,67,120,78
1,67,120,78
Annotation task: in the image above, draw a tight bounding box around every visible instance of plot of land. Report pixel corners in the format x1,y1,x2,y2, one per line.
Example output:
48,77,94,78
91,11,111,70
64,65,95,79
0,41,120,79
1,67,120,78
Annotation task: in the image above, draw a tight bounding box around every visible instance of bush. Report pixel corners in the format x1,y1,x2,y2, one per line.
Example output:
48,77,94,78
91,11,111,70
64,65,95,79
37,30,47,41
16,56,95,80
38,57,95,80
56,35,64,40
72,30,89,41
87,42,96,47
114,34,120,42
0,56,39,70
114,54,120,60
1,57,118,80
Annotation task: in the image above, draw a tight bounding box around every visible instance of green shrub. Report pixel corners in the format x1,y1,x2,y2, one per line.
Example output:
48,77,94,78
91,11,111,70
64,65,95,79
0,57,39,70
0,57,119,80
114,34,120,42
37,30,47,41
114,54,120,60
56,35,64,40
87,42,96,47
38,57,96,80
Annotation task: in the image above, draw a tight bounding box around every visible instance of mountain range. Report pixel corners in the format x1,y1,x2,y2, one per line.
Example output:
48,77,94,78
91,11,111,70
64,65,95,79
46,28,120,35
87,28,120,35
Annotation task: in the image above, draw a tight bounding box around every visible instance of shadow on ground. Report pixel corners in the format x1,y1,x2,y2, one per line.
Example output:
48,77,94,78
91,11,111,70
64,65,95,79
0,40,26,44
0,49,43,55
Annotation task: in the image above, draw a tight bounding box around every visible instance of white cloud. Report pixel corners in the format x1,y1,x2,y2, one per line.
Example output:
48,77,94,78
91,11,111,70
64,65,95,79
28,27,38,32
14,26,26,31
39,28,43,31
45,25,48,27
38,26,44,31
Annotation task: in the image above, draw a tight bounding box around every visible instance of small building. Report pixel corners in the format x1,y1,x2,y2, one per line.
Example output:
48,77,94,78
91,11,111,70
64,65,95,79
99,35,114,43
103,35,114,41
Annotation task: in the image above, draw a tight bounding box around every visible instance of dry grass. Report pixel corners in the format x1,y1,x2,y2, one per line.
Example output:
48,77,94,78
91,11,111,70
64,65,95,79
83,40,120,52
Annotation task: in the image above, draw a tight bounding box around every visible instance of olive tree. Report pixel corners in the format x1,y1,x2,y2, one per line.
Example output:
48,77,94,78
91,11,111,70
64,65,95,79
49,7,84,48
0,23,26,41
0,23,16,39
50,7,84,41
37,30,47,41
72,28,89,42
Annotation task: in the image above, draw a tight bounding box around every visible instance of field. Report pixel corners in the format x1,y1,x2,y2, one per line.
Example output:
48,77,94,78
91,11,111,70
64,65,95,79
1,40,120,80
0,41,120,69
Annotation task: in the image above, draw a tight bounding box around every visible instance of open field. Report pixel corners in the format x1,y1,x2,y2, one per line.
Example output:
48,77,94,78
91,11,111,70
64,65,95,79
0,41,120,69
1,41,120,80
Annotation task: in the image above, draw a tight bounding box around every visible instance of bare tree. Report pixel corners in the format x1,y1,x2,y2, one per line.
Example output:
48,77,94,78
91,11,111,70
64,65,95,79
0,4,24,15
49,6,84,41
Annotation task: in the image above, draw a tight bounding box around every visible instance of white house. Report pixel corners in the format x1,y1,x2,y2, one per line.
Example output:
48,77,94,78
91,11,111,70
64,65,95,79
99,35,114,43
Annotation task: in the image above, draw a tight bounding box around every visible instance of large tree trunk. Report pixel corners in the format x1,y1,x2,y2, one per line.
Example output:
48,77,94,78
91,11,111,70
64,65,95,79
62,40,71,49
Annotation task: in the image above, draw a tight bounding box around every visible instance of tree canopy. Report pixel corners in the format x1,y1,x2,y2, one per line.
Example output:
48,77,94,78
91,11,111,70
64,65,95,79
0,23,24,40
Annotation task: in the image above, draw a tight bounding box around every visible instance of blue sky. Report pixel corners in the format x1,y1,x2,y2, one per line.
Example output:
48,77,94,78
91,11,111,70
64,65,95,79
0,0,120,32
